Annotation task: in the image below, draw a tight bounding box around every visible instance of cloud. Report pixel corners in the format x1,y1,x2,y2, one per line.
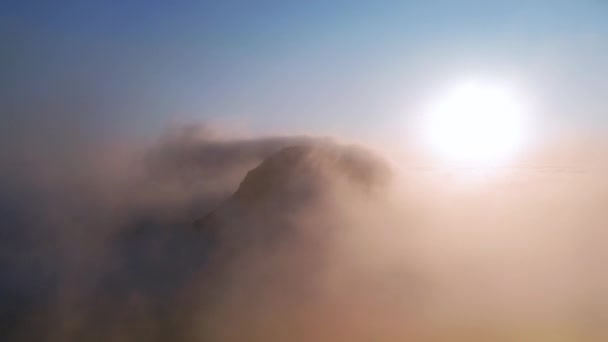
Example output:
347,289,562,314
2,123,608,341
0,123,401,341
0,124,310,340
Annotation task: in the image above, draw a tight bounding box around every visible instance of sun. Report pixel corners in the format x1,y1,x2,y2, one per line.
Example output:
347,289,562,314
423,80,530,166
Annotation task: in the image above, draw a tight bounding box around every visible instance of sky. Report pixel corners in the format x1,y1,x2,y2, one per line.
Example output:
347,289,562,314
2,0,608,140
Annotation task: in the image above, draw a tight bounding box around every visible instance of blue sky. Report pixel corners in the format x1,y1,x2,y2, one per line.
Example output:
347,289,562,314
2,0,608,139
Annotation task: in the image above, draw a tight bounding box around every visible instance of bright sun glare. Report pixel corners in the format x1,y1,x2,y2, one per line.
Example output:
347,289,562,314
423,80,530,166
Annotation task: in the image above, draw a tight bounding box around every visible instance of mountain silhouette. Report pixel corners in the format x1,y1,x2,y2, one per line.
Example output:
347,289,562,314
194,142,392,247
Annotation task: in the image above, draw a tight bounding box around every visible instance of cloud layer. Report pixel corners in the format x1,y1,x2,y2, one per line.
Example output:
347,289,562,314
1,124,608,341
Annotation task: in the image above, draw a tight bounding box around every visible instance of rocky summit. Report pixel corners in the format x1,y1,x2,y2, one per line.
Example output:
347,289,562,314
194,142,392,231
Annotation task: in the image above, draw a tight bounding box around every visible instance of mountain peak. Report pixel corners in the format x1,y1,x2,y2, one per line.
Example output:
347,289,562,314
195,141,391,230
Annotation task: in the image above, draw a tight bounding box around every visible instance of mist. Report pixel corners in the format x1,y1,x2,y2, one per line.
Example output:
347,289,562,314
0,121,607,341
